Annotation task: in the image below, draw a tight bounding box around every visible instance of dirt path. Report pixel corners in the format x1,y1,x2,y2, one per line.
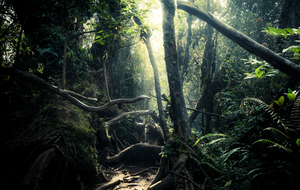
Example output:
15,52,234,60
95,163,159,190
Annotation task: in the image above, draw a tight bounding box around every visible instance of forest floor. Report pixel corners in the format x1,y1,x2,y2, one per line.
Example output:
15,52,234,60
95,163,159,190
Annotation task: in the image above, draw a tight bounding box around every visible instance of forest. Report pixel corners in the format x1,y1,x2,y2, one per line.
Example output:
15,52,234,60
1,0,300,189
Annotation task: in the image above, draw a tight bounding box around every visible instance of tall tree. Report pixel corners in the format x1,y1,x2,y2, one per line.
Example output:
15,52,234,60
133,16,168,140
148,0,191,189
188,0,217,134
181,0,194,84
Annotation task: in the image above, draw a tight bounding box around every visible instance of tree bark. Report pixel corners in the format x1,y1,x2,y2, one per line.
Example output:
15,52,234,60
177,0,300,79
162,0,189,142
147,0,191,189
143,37,168,141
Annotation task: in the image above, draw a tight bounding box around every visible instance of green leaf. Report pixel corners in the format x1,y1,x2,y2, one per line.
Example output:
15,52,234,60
274,96,284,106
224,180,232,188
296,139,300,148
255,65,264,77
287,93,295,101
67,51,71,58
257,71,264,78
79,45,83,51
285,28,294,35
278,29,288,39
89,53,93,59
193,133,231,147
268,27,280,35
193,138,201,147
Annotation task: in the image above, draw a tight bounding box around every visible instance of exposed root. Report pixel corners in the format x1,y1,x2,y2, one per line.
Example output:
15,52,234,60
168,170,203,190
105,143,161,165
148,154,188,190
130,167,159,176
23,148,57,185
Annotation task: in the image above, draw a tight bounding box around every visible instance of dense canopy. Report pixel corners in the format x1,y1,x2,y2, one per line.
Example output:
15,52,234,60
1,0,300,189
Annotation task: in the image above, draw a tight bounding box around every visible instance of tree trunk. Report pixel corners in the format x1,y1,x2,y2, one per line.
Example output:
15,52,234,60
162,0,189,142
147,0,191,189
181,0,194,84
188,0,216,134
133,17,168,140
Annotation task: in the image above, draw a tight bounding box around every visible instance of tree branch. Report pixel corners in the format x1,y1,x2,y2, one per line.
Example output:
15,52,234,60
177,1,300,79
0,67,150,112
106,110,155,125
186,107,221,117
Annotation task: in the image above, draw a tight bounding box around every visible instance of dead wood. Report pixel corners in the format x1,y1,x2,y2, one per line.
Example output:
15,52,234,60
105,143,161,165
0,66,150,112
177,0,300,79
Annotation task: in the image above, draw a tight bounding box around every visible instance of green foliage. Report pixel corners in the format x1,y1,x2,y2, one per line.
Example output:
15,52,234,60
283,40,300,60
243,56,279,79
263,27,300,39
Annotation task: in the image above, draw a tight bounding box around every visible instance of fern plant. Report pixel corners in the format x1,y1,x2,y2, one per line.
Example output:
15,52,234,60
253,127,292,153
241,97,294,152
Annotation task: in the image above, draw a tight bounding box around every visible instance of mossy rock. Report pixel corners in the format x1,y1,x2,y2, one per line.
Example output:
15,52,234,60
27,97,99,182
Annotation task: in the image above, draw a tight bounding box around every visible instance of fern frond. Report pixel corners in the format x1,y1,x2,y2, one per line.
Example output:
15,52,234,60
290,95,300,128
264,127,290,146
264,127,289,138
242,98,285,128
253,139,292,153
